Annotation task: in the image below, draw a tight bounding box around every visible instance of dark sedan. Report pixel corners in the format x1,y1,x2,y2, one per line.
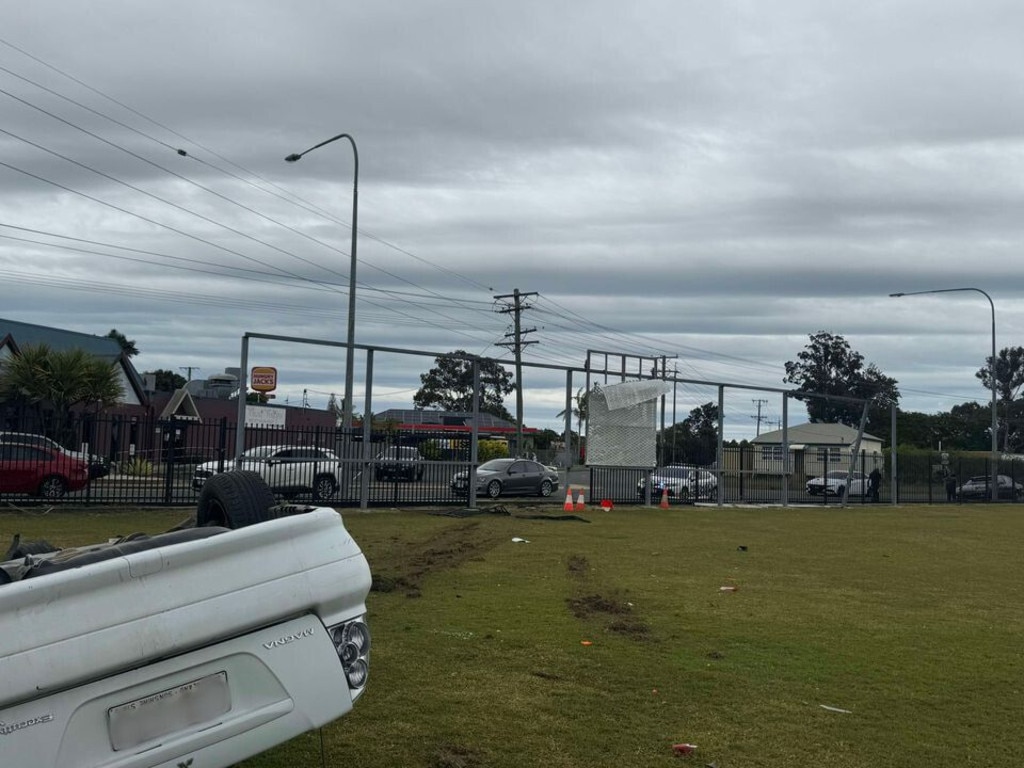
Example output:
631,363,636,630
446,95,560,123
956,474,1024,500
451,458,560,499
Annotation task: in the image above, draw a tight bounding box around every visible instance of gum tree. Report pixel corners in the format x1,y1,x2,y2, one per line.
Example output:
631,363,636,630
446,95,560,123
784,331,900,435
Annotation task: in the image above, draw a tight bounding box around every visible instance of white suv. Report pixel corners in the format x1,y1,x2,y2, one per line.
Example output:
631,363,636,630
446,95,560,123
192,445,342,500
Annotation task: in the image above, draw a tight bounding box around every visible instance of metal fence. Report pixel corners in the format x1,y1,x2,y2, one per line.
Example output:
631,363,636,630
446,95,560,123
3,415,1022,508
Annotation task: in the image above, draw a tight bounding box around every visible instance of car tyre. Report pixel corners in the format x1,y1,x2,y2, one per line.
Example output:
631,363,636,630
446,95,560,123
539,479,553,497
197,471,277,529
38,475,68,500
486,479,502,499
312,474,338,502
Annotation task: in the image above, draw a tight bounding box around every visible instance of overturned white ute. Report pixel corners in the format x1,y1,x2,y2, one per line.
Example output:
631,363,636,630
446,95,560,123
0,471,372,768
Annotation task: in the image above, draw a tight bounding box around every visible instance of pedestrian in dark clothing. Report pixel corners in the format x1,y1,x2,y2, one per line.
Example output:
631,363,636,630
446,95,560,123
868,467,882,503
945,474,957,502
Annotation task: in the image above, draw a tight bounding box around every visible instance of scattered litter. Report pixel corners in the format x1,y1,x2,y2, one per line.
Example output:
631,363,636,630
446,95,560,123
672,743,698,756
819,704,852,714
580,640,593,646
737,545,748,551
600,499,614,511
511,537,530,543
651,688,659,695
719,585,738,592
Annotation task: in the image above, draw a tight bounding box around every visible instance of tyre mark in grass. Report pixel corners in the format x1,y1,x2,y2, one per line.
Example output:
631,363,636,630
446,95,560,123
371,520,507,598
564,554,652,641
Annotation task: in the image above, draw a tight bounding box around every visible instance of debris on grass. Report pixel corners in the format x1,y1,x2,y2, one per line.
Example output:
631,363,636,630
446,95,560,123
511,537,530,543
580,640,593,646
819,704,853,714
719,585,739,592
672,742,698,756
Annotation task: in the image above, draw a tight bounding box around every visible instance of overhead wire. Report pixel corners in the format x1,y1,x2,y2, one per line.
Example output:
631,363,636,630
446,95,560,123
0,40,981,419
0,44,710,377
0,70,503,335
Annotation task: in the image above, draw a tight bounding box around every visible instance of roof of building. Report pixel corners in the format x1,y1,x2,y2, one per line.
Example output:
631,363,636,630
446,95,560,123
375,408,533,432
0,318,123,360
751,422,882,445
0,317,148,405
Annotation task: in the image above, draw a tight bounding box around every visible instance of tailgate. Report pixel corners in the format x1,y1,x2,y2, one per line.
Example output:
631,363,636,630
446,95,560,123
0,508,371,708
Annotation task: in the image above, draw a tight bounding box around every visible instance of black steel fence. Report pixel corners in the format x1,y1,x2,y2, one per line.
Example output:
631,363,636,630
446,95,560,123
2,414,1023,508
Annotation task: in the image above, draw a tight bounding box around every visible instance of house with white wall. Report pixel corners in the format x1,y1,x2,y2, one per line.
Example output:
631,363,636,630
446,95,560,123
751,422,884,478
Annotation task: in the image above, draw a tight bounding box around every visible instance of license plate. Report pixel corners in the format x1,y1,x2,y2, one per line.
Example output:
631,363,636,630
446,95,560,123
108,671,231,750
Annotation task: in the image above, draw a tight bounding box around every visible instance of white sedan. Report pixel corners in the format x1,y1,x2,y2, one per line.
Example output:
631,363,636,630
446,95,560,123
637,465,718,500
806,470,867,497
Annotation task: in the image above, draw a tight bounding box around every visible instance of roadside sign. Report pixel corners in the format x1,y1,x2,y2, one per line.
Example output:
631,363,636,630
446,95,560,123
250,366,278,393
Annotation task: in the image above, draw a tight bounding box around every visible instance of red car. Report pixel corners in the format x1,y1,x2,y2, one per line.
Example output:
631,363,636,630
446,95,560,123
0,443,91,499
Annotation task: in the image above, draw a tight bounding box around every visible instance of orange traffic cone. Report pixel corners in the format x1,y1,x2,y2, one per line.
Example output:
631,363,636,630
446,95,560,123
564,487,575,512
659,486,670,509
575,488,586,511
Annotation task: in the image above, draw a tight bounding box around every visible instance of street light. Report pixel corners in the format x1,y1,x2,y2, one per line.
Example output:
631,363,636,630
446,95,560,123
286,133,359,430
889,288,998,502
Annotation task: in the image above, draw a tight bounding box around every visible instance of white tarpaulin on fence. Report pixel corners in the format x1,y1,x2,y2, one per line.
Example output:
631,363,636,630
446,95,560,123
586,380,671,467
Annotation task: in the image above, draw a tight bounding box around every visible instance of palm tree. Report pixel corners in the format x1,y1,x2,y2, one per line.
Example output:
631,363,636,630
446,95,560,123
106,329,139,357
0,343,123,444
556,387,590,464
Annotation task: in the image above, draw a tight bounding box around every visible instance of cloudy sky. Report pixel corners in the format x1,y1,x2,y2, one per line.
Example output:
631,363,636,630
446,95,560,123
3,1,1023,439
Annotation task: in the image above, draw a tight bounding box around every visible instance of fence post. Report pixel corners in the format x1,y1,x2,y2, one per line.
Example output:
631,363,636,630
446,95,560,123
163,419,175,504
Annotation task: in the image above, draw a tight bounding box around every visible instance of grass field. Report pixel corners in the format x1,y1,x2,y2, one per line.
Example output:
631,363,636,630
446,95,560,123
4,502,1023,767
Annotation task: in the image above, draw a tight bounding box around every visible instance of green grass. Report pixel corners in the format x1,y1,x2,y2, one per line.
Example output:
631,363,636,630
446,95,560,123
4,503,1023,767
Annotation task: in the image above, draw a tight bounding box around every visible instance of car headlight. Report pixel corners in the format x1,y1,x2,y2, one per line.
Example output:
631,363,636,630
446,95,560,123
327,616,371,697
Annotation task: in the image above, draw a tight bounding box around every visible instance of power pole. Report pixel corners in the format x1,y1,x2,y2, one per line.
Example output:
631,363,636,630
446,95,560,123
751,398,769,436
495,288,538,456
179,366,200,381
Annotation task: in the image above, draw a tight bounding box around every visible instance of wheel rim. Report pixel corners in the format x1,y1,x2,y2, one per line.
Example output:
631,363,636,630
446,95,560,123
487,480,502,498
40,477,67,499
539,480,552,497
314,477,336,501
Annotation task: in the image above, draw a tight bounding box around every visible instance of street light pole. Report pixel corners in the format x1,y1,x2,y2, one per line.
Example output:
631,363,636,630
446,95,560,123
286,133,359,430
889,287,998,502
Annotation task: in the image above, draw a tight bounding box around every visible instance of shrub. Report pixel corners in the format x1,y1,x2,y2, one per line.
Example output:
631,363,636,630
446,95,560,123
121,456,154,477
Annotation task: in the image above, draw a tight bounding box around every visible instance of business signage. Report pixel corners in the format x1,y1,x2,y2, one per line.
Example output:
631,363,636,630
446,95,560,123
250,366,278,393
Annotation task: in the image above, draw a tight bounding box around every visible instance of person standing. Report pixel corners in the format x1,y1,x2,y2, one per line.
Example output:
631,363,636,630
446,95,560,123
945,473,958,502
868,467,882,503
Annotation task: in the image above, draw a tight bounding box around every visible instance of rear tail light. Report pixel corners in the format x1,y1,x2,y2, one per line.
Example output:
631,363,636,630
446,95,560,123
328,616,371,697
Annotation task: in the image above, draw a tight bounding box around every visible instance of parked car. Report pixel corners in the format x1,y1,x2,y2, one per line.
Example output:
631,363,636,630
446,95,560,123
637,465,717,500
956,474,1024,500
0,443,91,498
806,470,868,497
191,445,343,500
451,458,560,499
374,446,424,481
0,431,109,478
